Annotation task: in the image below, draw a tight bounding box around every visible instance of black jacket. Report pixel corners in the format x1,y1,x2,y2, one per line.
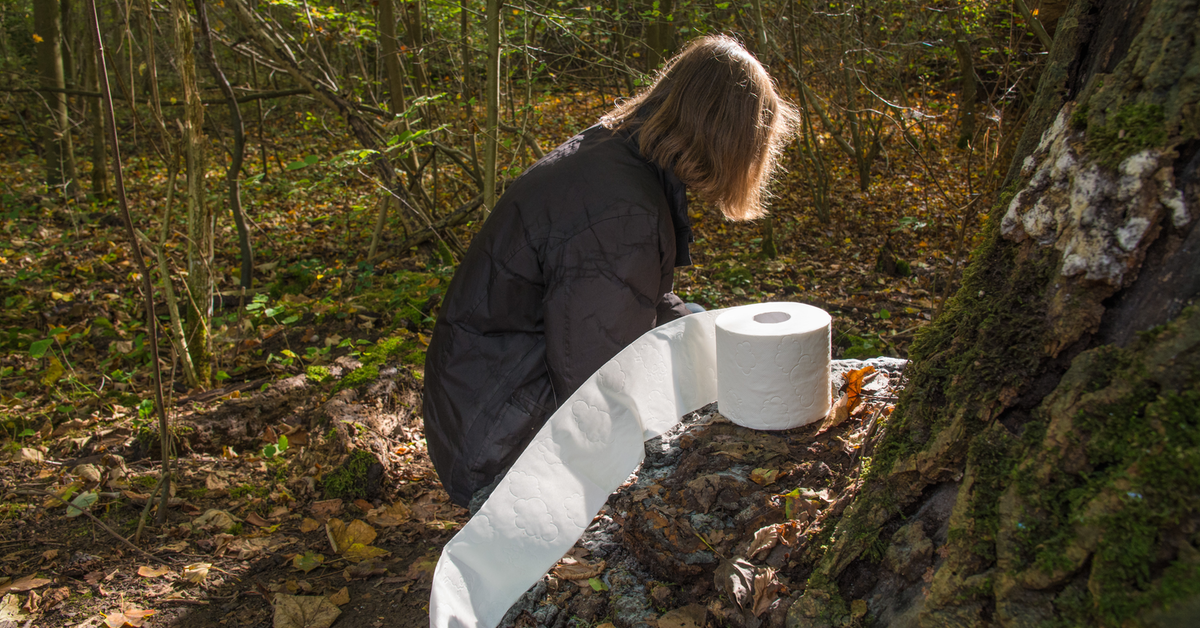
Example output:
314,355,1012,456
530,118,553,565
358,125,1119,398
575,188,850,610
423,124,693,506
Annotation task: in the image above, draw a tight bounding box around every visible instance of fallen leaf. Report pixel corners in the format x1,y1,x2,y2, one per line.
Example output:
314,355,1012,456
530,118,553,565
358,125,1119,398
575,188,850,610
748,525,782,559
551,556,605,581
657,604,707,628
292,551,325,574
0,574,52,596
65,491,98,517
353,499,373,512
273,593,341,628
137,565,171,578
103,606,155,628
299,518,322,533
183,563,211,585
246,512,272,528
366,501,411,527
402,552,439,582
327,587,350,606
310,499,343,520
343,559,388,580
326,519,387,561
192,509,239,533
714,558,755,613
205,474,228,491
750,566,783,617
12,447,45,464
0,594,29,624
750,468,779,486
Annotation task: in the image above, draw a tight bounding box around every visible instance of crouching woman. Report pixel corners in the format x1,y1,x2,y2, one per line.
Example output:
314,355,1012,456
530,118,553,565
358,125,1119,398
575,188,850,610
423,35,796,509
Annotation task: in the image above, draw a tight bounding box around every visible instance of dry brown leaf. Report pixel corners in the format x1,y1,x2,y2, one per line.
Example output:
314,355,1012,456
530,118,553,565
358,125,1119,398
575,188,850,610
327,587,350,606
269,506,291,519
136,565,171,579
205,474,228,491
551,557,605,581
273,593,341,628
310,499,343,520
750,566,783,617
0,574,52,596
103,606,155,628
748,525,782,559
366,501,412,527
818,393,851,433
299,518,322,534
353,499,374,512
183,563,211,585
246,512,272,528
343,559,388,580
0,593,29,624
657,604,707,628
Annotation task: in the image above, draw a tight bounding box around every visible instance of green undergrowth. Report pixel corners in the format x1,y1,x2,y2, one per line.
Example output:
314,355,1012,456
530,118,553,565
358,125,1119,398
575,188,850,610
321,449,379,499
337,333,427,391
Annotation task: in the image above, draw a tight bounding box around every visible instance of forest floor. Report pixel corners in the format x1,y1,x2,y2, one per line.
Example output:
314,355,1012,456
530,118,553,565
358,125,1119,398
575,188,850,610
0,88,994,627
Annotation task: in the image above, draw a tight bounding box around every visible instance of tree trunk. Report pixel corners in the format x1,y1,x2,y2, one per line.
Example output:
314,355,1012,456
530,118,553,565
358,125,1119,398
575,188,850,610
34,0,79,198
482,0,501,215
171,0,214,388
788,0,1200,625
195,0,253,291
83,20,109,201
643,0,675,71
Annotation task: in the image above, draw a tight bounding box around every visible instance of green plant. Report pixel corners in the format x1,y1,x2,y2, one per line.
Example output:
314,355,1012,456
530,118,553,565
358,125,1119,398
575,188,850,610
262,434,289,459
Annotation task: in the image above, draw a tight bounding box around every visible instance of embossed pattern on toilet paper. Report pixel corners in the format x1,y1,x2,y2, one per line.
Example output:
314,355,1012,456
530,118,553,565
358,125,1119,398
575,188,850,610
430,303,830,627
716,302,831,430
430,310,721,628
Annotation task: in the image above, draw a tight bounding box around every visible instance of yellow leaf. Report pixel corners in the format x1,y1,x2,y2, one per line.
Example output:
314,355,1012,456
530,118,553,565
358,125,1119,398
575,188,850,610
41,357,64,387
32,33,44,43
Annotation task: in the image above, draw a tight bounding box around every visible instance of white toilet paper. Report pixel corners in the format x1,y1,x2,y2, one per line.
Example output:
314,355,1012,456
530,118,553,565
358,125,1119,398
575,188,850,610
715,302,831,430
430,303,831,628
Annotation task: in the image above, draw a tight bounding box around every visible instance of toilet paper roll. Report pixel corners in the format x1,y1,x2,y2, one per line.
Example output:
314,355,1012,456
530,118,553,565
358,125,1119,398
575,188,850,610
715,302,832,430
430,302,832,628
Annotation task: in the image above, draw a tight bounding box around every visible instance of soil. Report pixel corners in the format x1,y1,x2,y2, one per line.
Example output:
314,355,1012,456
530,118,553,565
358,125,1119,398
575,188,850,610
0,357,904,628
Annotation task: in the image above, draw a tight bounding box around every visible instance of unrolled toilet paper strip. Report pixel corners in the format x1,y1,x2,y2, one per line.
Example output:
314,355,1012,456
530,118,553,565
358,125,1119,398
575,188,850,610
430,304,828,628
716,302,832,430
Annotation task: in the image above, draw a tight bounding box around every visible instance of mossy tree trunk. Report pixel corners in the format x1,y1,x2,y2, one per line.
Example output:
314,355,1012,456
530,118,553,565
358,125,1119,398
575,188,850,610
788,0,1200,625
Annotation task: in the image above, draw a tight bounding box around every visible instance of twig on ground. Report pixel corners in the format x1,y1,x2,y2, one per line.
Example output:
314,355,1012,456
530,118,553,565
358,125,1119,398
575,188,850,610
39,489,173,565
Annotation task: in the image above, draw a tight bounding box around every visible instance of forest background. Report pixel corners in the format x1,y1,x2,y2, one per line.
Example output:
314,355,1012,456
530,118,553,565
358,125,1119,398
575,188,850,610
0,0,1117,625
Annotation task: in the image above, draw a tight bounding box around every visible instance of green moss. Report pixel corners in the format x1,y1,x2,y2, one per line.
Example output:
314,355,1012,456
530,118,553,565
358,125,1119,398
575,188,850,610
1008,307,1200,626
337,364,379,390
1084,103,1167,167
321,450,378,500
230,484,270,499
962,425,1018,562
306,365,331,383
335,333,425,391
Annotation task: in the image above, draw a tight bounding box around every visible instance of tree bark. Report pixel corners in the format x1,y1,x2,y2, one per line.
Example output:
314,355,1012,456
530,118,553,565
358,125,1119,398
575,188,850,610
83,20,109,201
483,0,501,215
195,0,253,291
34,0,79,198
171,0,214,388
788,0,1200,625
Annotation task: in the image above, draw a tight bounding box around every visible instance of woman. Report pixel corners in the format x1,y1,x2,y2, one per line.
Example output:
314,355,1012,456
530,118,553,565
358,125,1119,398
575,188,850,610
423,35,795,508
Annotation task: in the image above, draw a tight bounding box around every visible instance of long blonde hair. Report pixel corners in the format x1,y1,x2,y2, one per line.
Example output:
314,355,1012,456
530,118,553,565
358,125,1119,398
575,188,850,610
602,35,796,220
